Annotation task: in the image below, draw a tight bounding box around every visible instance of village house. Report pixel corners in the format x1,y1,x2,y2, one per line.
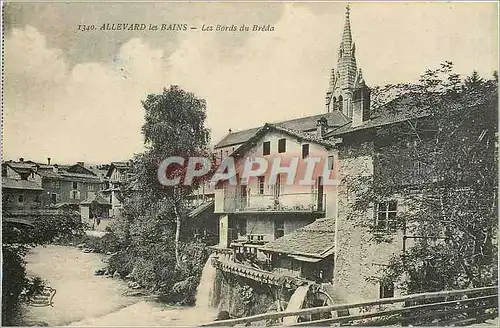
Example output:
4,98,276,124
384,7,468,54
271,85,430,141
214,123,340,261
103,161,133,218
2,159,74,223
2,177,44,212
37,162,106,210
2,159,110,225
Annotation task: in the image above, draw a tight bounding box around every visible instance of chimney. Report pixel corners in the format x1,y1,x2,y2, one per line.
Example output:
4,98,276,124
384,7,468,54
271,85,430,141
316,117,328,138
19,158,24,162
228,128,232,134
77,161,84,167
53,164,59,173
47,157,51,165
352,86,371,128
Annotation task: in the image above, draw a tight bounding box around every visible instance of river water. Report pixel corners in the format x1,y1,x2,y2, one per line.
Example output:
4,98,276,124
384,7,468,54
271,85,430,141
23,245,217,326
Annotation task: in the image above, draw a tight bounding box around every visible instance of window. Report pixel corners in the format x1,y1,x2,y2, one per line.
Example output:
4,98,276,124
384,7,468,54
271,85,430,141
380,282,394,299
375,201,398,231
34,195,41,203
258,176,265,195
72,181,78,189
302,144,310,159
70,190,80,200
88,184,94,191
274,219,285,239
18,195,24,203
55,181,60,189
263,141,271,155
51,193,58,203
278,139,286,153
237,220,247,236
328,155,335,170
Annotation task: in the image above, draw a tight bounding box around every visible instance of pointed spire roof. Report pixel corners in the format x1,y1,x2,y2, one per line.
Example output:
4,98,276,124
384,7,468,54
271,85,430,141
342,5,353,52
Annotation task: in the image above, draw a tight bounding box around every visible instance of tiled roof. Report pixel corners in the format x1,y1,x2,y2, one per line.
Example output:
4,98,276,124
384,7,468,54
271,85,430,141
214,111,349,149
6,162,35,169
111,161,130,169
2,178,43,191
231,123,338,159
37,170,65,179
60,172,102,183
37,170,101,183
4,162,35,174
271,125,338,148
327,94,432,137
106,161,131,178
328,111,430,136
260,218,336,258
81,193,111,206
187,200,215,219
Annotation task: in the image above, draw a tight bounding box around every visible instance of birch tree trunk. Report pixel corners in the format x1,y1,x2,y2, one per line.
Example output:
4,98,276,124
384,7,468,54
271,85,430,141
173,203,181,268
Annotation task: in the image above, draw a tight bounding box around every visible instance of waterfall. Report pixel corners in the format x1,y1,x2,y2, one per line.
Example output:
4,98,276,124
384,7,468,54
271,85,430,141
195,253,218,309
282,285,310,325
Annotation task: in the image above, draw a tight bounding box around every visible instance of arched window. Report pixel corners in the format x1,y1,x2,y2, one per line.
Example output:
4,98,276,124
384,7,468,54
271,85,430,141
338,95,343,112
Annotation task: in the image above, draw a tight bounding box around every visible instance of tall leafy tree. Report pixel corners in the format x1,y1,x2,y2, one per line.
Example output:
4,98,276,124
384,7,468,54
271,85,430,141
350,63,498,293
128,85,212,268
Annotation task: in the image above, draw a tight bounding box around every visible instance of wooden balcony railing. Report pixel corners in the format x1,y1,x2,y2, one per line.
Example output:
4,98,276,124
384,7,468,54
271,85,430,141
220,193,326,213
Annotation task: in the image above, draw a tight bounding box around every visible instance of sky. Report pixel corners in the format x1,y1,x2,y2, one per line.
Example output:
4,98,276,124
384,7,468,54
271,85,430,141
2,1,498,164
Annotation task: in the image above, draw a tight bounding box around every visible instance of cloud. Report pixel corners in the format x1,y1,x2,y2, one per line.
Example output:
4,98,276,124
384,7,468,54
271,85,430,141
3,2,498,164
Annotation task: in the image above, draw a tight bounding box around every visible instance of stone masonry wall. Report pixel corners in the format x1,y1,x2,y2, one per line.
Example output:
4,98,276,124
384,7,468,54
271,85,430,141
333,139,403,302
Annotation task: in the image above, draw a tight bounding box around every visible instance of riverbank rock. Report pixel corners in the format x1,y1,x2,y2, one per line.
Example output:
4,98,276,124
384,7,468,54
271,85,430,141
94,269,106,276
216,311,230,321
123,290,148,297
167,276,197,305
113,271,121,279
127,281,142,289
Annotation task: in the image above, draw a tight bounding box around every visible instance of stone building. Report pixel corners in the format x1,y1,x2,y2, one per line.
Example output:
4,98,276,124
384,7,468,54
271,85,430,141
103,161,132,217
2,159,108,221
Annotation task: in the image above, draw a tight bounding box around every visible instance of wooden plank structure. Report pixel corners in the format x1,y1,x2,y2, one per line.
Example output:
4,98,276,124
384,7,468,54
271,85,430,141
212,258,309,287
199,286,498,327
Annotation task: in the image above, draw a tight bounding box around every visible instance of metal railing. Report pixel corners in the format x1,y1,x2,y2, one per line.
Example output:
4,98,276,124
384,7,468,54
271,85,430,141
199,286,498,327
223,192,326,213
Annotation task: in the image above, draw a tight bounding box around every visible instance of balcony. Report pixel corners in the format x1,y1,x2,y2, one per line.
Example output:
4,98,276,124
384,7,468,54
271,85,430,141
217,192,326,214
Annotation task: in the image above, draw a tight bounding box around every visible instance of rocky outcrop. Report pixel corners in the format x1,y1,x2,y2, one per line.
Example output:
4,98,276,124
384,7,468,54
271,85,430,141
167,276,198,305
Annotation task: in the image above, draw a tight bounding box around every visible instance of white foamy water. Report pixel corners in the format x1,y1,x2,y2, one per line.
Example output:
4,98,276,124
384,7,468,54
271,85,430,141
195,253,218,309
23,245,216,326
282,285,310,325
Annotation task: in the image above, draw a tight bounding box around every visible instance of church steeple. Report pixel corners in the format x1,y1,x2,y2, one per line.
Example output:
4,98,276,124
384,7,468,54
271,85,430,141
326,4,368,120
341,5,353,58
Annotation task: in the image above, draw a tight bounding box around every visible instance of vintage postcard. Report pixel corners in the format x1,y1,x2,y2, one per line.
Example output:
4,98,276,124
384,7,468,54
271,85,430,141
1,1,499,327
